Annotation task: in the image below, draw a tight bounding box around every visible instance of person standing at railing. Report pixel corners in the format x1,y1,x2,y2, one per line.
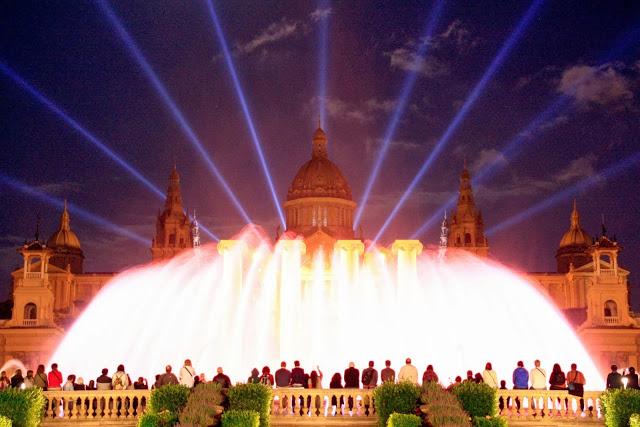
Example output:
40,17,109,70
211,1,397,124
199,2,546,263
275,362,291,387
482,362,499,388
62,375,75,391
10,369,24,389
381,360,395,383
212,367,231,389
329,372,344,415
344,362,360,413
625,367,639,389
179,359,196,388
34,365,47,390
48,364,63,391
566,363,586,412
158,365,179,387
96,368,112,390
112,365,130,390
23,370,35,389
398,358,418,384
606,365,623,389
512,361,529,412
529,360,547,415
362,361,378,389
549,363,566,390
309,367,323,388
260,366,274,387
422,365,438,385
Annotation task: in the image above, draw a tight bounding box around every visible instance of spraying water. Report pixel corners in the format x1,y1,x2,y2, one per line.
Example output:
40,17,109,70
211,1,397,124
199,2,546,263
49,226,604,388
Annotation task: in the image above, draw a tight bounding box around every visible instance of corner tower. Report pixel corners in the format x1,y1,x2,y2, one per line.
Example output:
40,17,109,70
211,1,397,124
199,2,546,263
448,164,488,257
556,200,593,273
151,166,193,261
284,126,356,246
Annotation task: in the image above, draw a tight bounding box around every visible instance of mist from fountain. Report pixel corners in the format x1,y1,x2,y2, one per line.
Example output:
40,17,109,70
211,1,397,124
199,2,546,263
49,226,604,389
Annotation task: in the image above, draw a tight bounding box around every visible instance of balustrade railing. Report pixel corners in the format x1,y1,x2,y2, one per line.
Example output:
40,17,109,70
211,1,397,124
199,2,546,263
22,319,37,327
41,388,605,423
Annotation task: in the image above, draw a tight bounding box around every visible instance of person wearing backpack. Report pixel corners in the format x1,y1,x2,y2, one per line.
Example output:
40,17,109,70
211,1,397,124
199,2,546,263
362,361,378,389
179,359,196,388
112,364,129,390
260,366,274,387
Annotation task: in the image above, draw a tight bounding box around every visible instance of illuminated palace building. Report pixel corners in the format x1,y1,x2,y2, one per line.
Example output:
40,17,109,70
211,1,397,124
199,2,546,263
0,126,638,373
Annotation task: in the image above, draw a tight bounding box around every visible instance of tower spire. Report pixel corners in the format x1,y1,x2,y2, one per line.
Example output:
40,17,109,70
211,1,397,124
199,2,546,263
191,210,201,249
60,199,71,231
439,210,449,259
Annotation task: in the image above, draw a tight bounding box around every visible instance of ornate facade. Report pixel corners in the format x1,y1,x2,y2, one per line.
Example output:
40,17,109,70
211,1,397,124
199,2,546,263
0,137,638,374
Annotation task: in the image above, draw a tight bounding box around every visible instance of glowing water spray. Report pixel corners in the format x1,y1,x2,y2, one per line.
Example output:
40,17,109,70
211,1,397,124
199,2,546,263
353,0,445,230
51,227,604,389
487,151,640,235
97,0,252,225
0,173,147,244
205,0,286,229
373,0,545,244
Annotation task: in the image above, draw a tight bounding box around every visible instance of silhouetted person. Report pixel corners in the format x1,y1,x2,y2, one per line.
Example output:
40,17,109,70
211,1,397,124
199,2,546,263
567,363,586,412
422,365,438,384
291,361,306,387
329,373,344,414
362,361,378,389
159,365,179,387
275,361,291,387
96,368,112,390
344,362,359,412
626,367,640,389
212,367,231,389
606,365,623,389
381,360,395,383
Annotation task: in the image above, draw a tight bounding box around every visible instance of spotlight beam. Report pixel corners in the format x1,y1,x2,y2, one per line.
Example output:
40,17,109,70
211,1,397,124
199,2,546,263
410,25,640,240
317,0,330,127
0,173,148,245
372,0,545,244
486,151,640,235
0,62,220,242
353,0,445,230
0,61,164,200
97,0,252,225
205,0,286,229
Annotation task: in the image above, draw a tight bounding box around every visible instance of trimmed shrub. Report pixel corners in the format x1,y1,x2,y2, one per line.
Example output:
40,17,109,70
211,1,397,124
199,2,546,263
0,416,11,427
0,387,45,427
137,410,175,427
227,383,272,427
472,416,507,427
179,382,225,426
148,384,190,415
373,381,421,427
452,381,496,418
630,414,640,427
387,412,421,427
421,381,470,427
221,409,259,427
601,389,640,427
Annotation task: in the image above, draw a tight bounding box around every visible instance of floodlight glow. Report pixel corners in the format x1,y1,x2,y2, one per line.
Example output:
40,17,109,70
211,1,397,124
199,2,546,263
486,151,640,235
97,0,252,225
317,0,331,127
0,173,148,244
353,0,445,230
205,0,286,229
372,0,545,244
0,61,164,200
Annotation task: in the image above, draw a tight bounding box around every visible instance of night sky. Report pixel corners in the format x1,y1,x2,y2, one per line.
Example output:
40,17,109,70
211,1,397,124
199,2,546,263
1,1,639,305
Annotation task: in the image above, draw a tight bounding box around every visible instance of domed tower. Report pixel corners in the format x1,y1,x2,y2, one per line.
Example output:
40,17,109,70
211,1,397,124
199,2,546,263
47,201,84,273
448,164,489,257
556,200,593,273
151,166,193,261
284,126,356,243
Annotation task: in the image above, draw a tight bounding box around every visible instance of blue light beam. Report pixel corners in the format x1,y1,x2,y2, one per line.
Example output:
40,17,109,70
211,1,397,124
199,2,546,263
0,173,148,245
205,0,286,229
353,0,445,230
0,61,164,200
372,0,545,244
486,151,640,235
0,62,220,242
317,0,331,127
410,25,640,240
97,0,252,225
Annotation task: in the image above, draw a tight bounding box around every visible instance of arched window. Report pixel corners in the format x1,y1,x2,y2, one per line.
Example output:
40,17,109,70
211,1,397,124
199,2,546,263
28,256,40,272
604,300,618,317
24,303,37,320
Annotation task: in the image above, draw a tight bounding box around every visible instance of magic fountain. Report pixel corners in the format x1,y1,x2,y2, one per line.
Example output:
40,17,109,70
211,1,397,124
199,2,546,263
49,226,604,389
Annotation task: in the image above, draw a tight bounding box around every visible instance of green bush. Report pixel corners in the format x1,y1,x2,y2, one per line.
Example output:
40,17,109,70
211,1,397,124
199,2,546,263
0,387,45,427
452,381,496,418
420,381,470,427
387,412,421,427
602,389,640,427
0,415,11,427
137,410,176,427
227,383,272,427
472,416,507,427
148,384,190,415
373,381,421,427
630,414,640,427
179,382,224,426
221,410,259,427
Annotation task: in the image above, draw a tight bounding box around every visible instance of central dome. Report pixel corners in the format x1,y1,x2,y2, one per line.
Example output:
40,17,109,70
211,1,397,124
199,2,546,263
286,127,352,201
